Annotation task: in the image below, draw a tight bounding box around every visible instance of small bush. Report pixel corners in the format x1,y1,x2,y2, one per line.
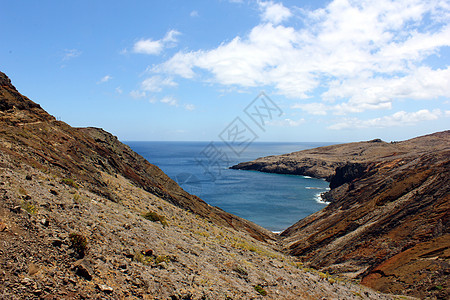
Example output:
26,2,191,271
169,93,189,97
69,233,88,258
254,285,267,296
133,251,153,265
233,241,257,252
142,211,168,226
62,178,79,189
155,255,170,264
22,201,37,215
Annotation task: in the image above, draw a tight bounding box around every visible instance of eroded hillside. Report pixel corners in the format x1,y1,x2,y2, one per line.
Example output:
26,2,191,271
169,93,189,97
233,131,450,299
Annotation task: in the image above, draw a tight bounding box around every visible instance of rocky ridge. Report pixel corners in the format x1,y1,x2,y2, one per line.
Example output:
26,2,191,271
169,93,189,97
0,71,397,299
232,132,450,299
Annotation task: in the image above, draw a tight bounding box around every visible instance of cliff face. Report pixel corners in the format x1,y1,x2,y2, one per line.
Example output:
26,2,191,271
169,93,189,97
1,71,395,299
230,137,444,180
233,132,450,299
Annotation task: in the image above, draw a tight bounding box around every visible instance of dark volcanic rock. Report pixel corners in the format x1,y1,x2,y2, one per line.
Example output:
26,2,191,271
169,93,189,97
329,162,368,189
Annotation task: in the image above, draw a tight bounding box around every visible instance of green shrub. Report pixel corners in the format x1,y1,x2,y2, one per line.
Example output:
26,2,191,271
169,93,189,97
142,211,168,226
133,252,153,265
22,201,37,215
62,178,79,189
155,255,171,264
254,285,267,296
69,233,88,258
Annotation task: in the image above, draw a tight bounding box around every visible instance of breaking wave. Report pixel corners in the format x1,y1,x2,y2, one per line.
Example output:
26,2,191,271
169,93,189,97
315,192,330,205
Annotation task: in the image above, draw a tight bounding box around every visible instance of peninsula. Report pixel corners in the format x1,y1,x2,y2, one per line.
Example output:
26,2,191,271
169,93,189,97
232,131,450,298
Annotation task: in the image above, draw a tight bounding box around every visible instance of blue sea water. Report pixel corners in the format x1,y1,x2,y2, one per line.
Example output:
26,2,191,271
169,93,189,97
125,141,332,232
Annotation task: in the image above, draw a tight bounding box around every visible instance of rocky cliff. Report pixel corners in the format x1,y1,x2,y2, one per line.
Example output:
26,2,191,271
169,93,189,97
0,71,394,299
232,131,450,299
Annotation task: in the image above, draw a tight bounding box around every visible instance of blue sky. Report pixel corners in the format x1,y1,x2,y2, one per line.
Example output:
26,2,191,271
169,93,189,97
1,0,449,142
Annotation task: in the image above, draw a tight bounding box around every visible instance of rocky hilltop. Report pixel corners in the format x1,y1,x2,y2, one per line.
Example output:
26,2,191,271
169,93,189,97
0,71,396,299
232,132,450,299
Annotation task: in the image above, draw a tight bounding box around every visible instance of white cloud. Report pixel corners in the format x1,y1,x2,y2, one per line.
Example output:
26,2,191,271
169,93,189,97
292,102,328,115
63,49,81,61
258,1,292,24
133,39,163,55
190,10,199,17
133,30,181,55
141,76,177,92
130,90,146,99
147,96,193,110
160,96,178,106
163,30,181,44
115,87,123,94
149,0,449,115
329,109,443,130
184,104,195,111
324,66,450,114
269,118,305,127
98,75,112,84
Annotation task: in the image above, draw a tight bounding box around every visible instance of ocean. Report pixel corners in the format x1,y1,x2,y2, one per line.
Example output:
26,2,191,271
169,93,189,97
125,141,332,232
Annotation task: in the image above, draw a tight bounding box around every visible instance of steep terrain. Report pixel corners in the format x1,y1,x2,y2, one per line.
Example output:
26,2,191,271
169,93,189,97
0,71,270,242
233,132,450,299
0,71,395,299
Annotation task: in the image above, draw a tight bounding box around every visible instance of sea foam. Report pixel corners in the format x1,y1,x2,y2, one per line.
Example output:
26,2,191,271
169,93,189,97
315,192,330,205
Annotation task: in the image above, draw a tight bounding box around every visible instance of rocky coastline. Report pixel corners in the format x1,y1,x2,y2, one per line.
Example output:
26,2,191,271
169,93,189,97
232,131,450,299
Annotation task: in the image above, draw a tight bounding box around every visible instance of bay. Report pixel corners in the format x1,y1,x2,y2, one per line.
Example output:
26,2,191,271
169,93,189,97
125,141,332,232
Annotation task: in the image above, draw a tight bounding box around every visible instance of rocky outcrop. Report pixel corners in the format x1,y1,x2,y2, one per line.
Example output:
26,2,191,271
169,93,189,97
329,162,368,189
231,135,446,180
235,131,449,299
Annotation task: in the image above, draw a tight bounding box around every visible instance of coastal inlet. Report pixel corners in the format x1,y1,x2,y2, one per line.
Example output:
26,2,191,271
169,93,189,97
126,141,332,232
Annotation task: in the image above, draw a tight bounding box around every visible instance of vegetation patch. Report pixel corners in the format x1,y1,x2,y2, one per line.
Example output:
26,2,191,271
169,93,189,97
133,252,173,266
21,201,37,215
254,285,267,296
69,233,88,258
233,241,257,252
155,255,171,264
142,211,168,227
61,178,79,189
133,252,153,265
